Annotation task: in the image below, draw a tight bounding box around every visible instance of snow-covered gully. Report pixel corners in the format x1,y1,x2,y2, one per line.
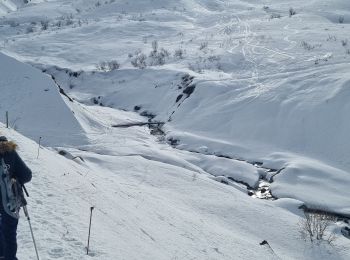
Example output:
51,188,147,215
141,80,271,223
142,117,350,227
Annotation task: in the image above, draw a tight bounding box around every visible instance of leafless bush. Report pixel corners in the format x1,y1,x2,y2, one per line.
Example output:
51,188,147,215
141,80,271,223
54,14,74,28
299,210,337,244
96,60,120,72
327,35,337,41
65,17,74,26
341,39,348,47
174,48,185,59
188,55,222,73
263,6,269,12
149,40,158,57
289,8,296,17
149,40,170,66
131,51,147,69
339,16,345,24
199,41,208,51
26,26,35,34
270,14,281,19
55,20,63,27
301,41,315,50
207,55,220,63
41,20,49,30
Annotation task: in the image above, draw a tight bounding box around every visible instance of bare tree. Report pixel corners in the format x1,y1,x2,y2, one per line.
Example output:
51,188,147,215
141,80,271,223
299,210,337,244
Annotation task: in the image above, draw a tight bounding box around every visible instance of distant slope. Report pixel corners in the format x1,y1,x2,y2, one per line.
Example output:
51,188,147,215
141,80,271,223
0,52,87,146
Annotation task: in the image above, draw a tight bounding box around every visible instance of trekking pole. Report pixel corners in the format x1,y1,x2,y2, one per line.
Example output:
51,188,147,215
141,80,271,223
23,205,40,260
86,206,94,255
6,111,9,128
37,137,42,159
20,184,40,260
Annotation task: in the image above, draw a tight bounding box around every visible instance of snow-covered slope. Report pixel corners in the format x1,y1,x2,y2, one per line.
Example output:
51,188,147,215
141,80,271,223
0,0,350,259
0,52,87,146
1,0,348,168
2,116,347,260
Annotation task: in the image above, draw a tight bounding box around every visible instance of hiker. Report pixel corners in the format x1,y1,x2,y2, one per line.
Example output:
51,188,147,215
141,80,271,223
0,136,32,260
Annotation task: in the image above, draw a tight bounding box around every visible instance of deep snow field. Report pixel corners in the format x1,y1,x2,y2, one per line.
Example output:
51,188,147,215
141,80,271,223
1,0,350,259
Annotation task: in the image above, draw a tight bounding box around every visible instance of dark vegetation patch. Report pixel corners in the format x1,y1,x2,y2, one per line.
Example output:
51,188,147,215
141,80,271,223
140,111,156,120
91,96,104,106
134,105,141,111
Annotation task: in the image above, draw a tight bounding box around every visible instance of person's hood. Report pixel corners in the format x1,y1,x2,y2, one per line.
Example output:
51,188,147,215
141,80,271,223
0,136,17,154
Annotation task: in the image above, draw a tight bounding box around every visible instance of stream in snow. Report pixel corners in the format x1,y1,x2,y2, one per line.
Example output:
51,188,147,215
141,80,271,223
129,115,280,200
142,117,350,237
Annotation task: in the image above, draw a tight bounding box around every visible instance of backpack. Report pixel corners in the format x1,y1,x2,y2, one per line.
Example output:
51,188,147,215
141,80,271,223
0,158,26,219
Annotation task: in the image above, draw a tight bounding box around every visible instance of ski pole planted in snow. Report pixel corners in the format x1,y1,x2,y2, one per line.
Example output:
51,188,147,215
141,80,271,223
37,137,42,159
23,205,40,260
5,111,8,128
20,184,40,260
87,206,94,255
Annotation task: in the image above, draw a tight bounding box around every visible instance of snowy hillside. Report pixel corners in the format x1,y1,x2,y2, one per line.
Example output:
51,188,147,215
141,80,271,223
3,119,348,260
0,0,350,259
0,52,87,146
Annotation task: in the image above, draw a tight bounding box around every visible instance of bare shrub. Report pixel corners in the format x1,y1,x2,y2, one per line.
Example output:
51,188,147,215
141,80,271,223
55,20,63,27
299,210,337,244
174,48,185,59
270,14,281,19
189,54,222,73
339,16,345,24
65,17,74,26
289,8,296,17
131,51,147,69
326,35,337,41
26,26,35,34
341,39,348,47
199,41,208,50
96,60,120,72
55,14,74,28
41,20,49,30
149,40,158,57
149,40,170,66
301,41,315,50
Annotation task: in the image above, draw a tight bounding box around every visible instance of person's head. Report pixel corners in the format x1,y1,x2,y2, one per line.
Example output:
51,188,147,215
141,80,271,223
0,136,8,142
0,135,17,154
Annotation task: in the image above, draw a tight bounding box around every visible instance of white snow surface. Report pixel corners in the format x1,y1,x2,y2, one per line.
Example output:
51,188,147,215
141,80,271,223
0,0,350,259
0,52,87,146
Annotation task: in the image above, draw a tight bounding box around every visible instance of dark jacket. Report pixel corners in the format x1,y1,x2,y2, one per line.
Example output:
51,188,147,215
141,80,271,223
0,138,32,215
0,139,32,185
0,138,32,259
